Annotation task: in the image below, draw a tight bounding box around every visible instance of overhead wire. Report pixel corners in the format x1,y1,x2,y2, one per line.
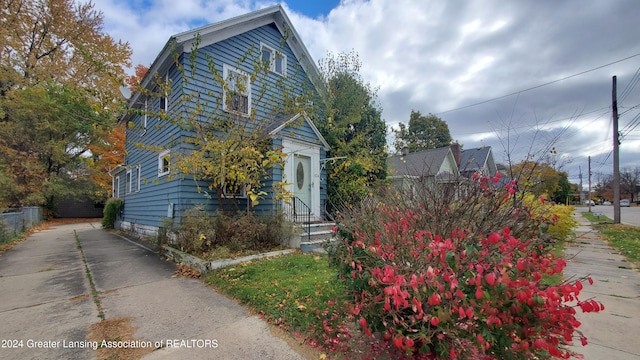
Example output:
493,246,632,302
435,52,640,115
619,66,640,103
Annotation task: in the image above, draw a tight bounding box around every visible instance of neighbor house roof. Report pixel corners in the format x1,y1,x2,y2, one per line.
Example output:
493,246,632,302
388,147,454,178
459,147,492,173
129,5,322,107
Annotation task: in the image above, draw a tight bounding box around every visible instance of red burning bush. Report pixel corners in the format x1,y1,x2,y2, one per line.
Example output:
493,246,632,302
331,173,601,359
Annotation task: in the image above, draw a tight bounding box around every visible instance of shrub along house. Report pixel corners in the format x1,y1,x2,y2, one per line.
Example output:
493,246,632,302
110,5,330,237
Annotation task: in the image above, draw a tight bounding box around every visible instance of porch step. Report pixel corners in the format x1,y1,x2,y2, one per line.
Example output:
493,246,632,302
297,222,336,254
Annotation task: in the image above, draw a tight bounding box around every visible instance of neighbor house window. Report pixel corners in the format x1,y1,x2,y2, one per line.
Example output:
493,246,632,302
260,43,286,76
136,165,141,192
126,170,132,194
222,64,251,116
158,150,170,177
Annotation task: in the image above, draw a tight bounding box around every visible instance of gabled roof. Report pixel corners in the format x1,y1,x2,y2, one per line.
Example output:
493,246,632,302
388,147,456,178
266,113,330,150
459,147,493,173
130,5,322,106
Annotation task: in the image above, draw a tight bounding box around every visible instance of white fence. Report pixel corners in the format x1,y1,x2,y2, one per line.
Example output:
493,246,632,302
0,207,43,237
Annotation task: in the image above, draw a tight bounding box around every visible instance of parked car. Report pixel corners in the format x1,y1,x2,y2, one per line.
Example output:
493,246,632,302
620,199,631,207
603,201,612,205
586,200,595,206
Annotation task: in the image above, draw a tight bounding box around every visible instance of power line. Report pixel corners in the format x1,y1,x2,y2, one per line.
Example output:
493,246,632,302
454,106,610,136
620,66,640,103
436,52,640,115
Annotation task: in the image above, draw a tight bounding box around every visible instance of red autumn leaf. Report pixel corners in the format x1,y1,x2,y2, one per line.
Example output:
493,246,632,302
359,317,367,328
475,287,483,299
488,232,501,244
485,272,497,286
534,338,547,350
428,293,441,306
393,335,404,350
430,316,440,326
405,337,415,348
466,307,474,319
458,306,466,319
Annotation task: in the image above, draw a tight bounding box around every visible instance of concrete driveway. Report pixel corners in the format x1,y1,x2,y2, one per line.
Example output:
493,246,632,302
0,222,305,360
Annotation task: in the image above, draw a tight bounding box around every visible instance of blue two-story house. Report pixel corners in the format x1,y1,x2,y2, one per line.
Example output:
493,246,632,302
110,5,330,236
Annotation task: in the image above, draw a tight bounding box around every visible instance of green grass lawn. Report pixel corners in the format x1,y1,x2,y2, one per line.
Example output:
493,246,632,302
205,252,352,349
582,212,640,268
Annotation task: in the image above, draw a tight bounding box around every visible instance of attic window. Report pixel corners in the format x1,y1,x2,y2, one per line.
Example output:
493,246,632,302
143,97,148,133
223,65,251,116
160,73,169,112
260,43,286,76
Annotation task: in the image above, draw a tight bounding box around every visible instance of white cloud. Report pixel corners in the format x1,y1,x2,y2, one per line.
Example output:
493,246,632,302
92,0,640,179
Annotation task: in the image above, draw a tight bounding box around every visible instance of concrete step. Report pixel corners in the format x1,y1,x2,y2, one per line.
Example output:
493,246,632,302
297,222,336,253
300,238,337,254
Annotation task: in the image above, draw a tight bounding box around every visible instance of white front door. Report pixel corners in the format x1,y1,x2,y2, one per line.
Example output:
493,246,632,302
294,154,312,209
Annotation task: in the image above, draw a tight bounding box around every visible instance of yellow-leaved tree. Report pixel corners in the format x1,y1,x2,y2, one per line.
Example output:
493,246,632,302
0,0,131,210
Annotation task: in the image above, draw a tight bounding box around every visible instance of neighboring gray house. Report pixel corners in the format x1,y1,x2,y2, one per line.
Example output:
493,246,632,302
388,143,499,196
110,6,329,236
388,146,460,194
456,145,498,178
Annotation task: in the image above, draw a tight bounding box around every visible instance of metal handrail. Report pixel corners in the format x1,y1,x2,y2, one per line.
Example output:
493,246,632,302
290,196,311,241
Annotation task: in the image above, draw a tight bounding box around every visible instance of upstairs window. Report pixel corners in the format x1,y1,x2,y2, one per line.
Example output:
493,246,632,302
158,150,170,177
142,97,148,134
126,170,132,194
160,73,169,112
260,43,286,76
223,64,251,116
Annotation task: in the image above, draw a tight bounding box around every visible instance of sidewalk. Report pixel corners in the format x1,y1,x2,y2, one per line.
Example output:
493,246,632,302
565,212,640,359
0,222,306,360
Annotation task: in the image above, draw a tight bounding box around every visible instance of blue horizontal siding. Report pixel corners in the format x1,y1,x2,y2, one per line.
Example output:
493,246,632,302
120,22,325,228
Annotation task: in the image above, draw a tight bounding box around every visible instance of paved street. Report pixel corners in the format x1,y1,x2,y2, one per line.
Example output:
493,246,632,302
582,204,640,227
0,222,305,360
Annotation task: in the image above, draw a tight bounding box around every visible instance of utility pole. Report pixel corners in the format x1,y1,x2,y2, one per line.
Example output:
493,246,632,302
588,157,592,212
579,165,583,203
613,76,621,224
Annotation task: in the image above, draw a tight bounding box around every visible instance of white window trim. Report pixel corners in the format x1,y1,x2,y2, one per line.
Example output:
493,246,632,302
143,97,148,133
158,150,170,177
136,165,141,192
260,42,287,76
114,176,120,198
125,169,132,194
222,64,251,116
160,73,169,112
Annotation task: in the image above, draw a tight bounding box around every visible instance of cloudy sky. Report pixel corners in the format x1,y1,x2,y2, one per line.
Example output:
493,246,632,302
94,0,640,186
